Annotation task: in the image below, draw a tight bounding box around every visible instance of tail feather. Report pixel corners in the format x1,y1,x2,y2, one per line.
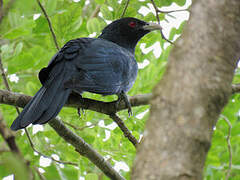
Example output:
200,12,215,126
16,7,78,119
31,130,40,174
11,63,71,131
34,88,71,124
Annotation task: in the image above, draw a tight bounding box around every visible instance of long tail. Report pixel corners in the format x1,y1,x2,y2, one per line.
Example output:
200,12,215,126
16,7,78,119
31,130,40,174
11,65,71,131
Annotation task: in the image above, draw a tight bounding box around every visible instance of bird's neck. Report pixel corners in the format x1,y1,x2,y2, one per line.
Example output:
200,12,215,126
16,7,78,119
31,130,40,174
98,33,137,53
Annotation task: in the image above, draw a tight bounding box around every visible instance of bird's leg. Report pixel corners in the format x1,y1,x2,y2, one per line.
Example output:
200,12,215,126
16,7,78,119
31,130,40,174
117,91,132,116
70,91,85,117
77,98,85,118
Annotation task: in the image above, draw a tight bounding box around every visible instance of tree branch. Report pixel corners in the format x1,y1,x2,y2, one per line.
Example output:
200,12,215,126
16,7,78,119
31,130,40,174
0,111,20,154
0,89,149,147
121,0,130,18
24,128,78,166
150,0,189,44
48,118,125,180
90,5,101,19
0,89,137,179
63,120,97,131
0,111,33,179
36,0,59,50
1,51,61,174
109,114,139,147
0,89,151,114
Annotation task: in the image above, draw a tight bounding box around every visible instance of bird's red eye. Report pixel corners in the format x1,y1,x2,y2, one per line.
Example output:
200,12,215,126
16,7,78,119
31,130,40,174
128,21,136,28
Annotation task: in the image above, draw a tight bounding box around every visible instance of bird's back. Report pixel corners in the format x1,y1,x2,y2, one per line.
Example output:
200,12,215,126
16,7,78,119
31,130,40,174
52,38,138,95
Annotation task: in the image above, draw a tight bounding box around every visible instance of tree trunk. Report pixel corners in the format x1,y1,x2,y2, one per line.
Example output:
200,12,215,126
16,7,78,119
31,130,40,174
132,0,240,179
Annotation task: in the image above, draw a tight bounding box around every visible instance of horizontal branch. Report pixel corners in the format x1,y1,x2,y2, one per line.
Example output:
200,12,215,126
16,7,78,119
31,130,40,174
0,89,126,179
0,89,152,114
0,89,152,179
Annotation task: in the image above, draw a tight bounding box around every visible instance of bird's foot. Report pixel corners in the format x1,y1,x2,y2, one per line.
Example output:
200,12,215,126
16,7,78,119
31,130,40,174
117,91,132,117
77,107,85,117
70,92,85,117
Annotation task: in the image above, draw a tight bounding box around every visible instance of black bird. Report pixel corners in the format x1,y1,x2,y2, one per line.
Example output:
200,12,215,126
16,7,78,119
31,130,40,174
11,17,161,131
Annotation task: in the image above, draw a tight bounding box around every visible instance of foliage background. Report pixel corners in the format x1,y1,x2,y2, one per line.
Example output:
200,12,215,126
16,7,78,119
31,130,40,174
0,0,239,179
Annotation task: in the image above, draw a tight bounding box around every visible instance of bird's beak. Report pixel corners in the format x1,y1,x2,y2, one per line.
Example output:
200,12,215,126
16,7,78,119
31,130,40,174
143,22,162,31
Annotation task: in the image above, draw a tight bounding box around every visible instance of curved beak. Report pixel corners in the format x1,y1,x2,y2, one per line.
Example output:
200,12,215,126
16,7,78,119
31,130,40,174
143,22,162,31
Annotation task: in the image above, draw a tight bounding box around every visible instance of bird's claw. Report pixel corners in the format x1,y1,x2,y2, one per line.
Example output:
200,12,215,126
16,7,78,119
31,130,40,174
77,107,85,117
117,91,133,117
128,107,133,117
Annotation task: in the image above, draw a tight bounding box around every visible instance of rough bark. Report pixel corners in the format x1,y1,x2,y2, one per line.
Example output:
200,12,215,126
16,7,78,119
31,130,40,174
132,1,240,180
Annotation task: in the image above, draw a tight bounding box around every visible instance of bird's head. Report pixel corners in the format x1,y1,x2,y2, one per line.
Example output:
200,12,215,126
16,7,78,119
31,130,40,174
98,17,162,52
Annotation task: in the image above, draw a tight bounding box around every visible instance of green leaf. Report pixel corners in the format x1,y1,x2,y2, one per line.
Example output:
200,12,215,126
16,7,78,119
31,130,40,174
46,0,57,15
87,18,101,34
156,0,173,7
86,173,98,180
33,16,49,34
174,0,186,6
100,5,113,20
3,27,30,39
2,153,30,180
14,42,23,56
95,0,105,4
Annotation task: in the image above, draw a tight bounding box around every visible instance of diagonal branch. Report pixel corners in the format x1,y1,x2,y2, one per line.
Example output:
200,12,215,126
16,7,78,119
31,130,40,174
0,111,33,179
0,89,125,179
110,114,139,147
121,0,130,18
36,0,59,50
25,128,78,166
90,5,101,19
0,111,20,154
49,118,125,180
150,0,188,44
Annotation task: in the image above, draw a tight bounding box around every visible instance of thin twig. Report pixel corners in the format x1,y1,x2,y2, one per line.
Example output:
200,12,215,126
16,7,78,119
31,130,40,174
33,166,47,180
220,115,232,180
63,121,97,131
151,0,160,23
24,129,78,166
151,0,187,16
90,5,101,19
150,0,178,44
36,0,59,50
109,114,139,147
0,56,20,114
0,56,10,91
121,0,130,18
157,9,188,14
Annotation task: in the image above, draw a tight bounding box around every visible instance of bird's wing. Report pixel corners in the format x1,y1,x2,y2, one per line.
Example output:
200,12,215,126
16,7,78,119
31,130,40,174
64,38,137,95
39,38,137,96
38,38,94,86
